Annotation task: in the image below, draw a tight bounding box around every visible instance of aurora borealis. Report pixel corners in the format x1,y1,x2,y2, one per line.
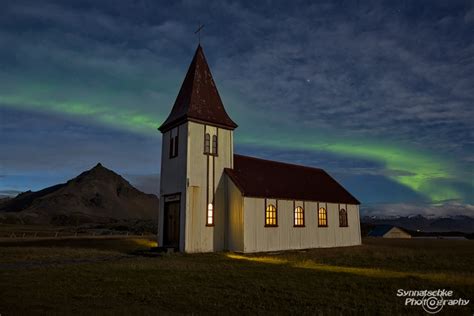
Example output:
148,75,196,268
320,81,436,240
1,1,473,216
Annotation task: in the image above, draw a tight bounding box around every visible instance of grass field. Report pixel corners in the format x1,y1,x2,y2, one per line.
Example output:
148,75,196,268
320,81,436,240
0,237,472,315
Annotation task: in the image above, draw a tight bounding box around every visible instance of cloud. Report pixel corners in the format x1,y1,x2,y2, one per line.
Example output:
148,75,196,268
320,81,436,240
464,7,474,24
0,108,160,175
0,190,22,197
0,1,472,211
214,4,473,151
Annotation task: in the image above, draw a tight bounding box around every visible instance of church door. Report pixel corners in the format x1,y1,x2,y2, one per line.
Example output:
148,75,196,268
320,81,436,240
163,200,180,248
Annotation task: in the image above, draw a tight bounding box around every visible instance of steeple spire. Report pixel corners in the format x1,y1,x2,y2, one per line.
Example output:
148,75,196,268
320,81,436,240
159,45,238,132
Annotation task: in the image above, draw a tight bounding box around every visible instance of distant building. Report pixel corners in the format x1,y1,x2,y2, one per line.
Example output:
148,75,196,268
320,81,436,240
157,45,361,253
368,225,412,239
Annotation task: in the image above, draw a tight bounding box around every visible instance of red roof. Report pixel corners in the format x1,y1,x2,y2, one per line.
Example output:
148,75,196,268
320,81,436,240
158,45,238,132
225,154,360,204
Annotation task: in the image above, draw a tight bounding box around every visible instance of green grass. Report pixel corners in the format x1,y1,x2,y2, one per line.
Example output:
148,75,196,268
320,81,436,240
0,238,473,315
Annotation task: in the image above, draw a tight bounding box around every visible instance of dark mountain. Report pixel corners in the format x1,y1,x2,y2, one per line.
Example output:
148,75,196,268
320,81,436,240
0,163,159,225
361,215,474,233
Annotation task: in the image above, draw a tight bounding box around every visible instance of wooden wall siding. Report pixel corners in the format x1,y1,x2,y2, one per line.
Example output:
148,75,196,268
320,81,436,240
242,197,361,253
187,186,201,251
226,177,244,251
184,121,233,253
160,121,361,253
159,124,189,251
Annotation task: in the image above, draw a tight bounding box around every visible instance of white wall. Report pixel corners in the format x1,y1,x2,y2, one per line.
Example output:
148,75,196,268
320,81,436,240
226,177,244,251
159,121,362,254
158,124,188,251
242,197,361,253
184,121,233,252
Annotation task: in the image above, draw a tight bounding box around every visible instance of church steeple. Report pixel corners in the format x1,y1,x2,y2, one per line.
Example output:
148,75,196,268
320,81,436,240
158,45,238,132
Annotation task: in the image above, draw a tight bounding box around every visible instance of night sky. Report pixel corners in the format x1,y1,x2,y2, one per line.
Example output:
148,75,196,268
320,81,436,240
1,0,473,217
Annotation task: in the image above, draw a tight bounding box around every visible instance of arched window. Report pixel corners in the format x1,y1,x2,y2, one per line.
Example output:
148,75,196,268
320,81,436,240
318,207,328,227
294,206,304,227
204,133,211,154
212,135,218,155
206,203,214,226
339,208,348,227
265,204,277,227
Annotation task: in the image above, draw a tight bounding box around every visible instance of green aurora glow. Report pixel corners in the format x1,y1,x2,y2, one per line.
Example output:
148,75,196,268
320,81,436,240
239,135,461,202
0,95,160,133
1,91,468,204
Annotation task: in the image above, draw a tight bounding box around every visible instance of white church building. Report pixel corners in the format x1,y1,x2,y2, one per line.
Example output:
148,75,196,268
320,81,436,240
158,45,361,253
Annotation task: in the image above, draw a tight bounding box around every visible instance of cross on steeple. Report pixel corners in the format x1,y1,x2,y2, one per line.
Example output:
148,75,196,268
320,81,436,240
194,24,205,44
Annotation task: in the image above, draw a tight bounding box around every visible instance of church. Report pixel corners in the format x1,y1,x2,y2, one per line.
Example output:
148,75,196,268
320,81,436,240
158,45,361,253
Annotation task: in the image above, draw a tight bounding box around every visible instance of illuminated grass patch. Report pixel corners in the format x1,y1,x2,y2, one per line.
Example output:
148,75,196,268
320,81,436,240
226,251,473,286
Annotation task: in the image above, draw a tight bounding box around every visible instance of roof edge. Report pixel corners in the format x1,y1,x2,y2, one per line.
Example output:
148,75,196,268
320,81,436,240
159,116,238,133
225,169,360,205
224,168,246,195
234,154,325,173
231,154,361,205
242,194,360,205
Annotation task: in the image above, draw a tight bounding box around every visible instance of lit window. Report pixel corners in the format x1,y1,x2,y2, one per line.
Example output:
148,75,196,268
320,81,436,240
204,133,211,154
212,135,218,155
318,207,327,227
265,204,277,226
339,209,348,227
206,203,214,226
294,206,304,227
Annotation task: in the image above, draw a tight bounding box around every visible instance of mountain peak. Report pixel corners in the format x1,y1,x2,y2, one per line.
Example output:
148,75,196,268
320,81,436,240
73,163,126,186
0,164,159,223
90,162,108,172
